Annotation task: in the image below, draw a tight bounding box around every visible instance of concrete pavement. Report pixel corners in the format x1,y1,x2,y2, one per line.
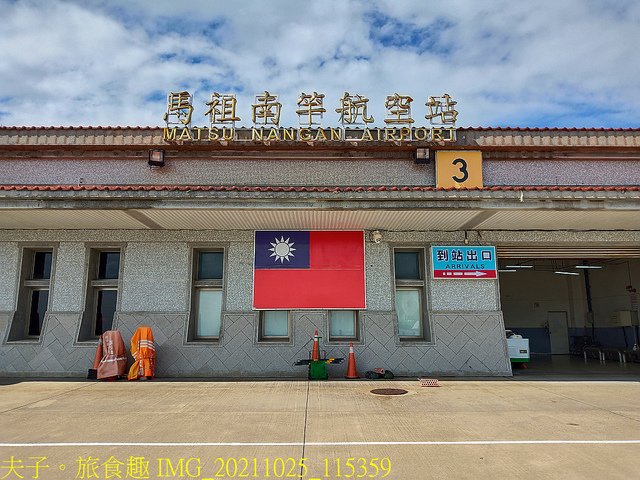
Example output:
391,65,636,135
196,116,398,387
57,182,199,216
1,378,639,479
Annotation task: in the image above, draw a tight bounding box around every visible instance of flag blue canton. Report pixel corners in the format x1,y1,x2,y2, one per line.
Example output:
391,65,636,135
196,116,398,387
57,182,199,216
254,231,310,269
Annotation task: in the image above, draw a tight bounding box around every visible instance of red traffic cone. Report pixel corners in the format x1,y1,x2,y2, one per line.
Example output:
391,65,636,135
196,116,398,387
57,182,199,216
311,329,321,361
345,341,359,379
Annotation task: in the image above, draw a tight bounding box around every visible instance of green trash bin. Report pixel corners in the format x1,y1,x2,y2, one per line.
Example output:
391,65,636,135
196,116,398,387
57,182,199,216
308,360,328,380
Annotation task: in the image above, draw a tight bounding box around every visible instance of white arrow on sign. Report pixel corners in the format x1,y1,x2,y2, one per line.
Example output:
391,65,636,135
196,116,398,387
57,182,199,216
463,271,487,277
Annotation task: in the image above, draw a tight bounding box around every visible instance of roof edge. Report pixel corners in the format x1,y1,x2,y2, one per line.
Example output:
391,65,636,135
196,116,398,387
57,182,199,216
1,184,639,193
0,126,639,132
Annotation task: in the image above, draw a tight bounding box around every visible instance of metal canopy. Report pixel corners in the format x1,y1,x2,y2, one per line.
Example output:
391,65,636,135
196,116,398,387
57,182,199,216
1,208,640,231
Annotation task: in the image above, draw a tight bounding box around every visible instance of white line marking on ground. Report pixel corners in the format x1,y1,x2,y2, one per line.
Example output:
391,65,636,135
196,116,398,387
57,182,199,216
1,440,640,447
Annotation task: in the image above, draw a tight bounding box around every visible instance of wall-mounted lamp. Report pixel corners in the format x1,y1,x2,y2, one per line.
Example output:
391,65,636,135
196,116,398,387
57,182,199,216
414,148,433,165
148,149,165,167
370,230,383,244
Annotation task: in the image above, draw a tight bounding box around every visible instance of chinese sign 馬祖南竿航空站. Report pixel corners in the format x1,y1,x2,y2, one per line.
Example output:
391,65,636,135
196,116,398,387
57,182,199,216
162,90,459,143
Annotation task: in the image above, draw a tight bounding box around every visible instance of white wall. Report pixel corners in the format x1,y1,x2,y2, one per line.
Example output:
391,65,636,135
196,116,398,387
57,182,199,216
500,270,584,328
588,259,640,327
500,259,640,329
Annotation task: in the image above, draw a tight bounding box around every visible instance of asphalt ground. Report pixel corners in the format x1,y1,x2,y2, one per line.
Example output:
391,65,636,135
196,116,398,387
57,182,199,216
1,377,639,480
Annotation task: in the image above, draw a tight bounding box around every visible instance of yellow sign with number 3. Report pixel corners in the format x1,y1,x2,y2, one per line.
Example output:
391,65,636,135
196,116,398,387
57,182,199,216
435,150,483,188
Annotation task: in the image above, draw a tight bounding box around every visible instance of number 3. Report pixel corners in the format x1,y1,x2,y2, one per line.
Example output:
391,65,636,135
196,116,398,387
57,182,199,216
451,158,469,183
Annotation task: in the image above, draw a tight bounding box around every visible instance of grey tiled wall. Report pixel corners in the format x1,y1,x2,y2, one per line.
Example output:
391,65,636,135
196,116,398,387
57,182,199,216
0,309,509,377
0,229,518,377
0,312,95,375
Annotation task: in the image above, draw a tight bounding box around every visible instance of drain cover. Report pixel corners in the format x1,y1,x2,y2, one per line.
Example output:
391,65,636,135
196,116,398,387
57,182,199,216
370,388,408,396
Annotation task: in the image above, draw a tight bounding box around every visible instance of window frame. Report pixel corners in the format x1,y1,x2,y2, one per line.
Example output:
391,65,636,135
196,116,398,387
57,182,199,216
327,310,360,342
187,247,226,343
91,286,119,337
77,246,124,342
7,246,56,342
392,247,431,342
257,310,292,343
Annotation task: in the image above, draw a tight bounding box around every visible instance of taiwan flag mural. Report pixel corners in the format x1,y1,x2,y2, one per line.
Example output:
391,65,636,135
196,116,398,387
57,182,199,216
253,230,366,309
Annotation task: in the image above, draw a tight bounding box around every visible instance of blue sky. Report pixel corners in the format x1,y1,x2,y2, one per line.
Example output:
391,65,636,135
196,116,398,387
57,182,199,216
0,0,639,127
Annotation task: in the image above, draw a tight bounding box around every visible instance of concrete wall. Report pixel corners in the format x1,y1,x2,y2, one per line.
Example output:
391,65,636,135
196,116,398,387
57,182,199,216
2,156,640,187
483,160,640,186
0,158,435,187
0,229,510,377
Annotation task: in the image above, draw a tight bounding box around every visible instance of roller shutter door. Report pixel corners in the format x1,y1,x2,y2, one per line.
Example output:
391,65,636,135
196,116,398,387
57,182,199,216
496,246,640,258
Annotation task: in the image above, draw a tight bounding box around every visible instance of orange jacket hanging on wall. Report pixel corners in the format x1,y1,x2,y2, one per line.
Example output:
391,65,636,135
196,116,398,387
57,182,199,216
128,326,156,380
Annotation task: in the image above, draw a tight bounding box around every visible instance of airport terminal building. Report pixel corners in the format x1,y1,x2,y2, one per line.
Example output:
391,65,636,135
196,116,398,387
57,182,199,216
0,125,639,377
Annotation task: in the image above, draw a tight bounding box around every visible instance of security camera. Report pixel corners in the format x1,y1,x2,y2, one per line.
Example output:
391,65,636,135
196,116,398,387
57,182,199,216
371,230,383,243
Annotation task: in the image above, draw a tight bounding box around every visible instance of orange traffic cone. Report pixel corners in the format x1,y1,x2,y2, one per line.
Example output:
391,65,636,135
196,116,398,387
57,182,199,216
345,341,358,379
311,329,321,361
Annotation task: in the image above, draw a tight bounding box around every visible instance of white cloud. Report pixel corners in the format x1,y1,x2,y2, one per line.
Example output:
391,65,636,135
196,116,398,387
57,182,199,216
0,0,638,127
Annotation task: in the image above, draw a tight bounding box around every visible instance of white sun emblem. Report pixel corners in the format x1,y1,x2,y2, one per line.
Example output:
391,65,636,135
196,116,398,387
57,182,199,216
269,236,296,263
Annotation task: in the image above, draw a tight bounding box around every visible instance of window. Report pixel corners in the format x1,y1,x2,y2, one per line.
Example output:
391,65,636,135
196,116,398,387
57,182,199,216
78,249,121,341
394,249,429,340
328,310,359,341
259,311,290,342
8,248,54,341
190,250,224,340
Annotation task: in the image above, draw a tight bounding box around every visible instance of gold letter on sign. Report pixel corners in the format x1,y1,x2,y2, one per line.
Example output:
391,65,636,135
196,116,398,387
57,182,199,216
435,150,483,189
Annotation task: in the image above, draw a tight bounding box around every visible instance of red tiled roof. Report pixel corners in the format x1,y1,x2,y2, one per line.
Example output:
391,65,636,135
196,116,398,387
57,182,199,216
0,126,157,130
0,126,639,132
464,127,640,132
0,185,639,192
